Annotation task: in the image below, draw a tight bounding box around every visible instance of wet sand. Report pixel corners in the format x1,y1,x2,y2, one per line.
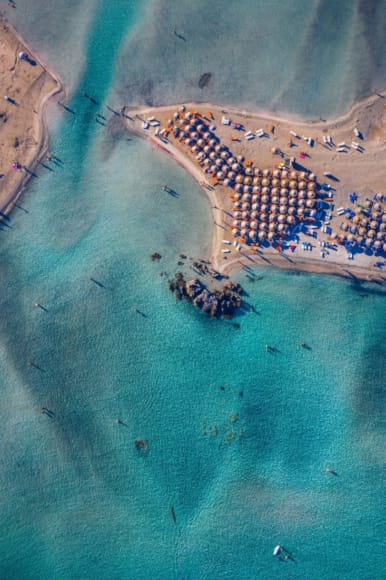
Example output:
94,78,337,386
0,16,63,214
123,97,386,283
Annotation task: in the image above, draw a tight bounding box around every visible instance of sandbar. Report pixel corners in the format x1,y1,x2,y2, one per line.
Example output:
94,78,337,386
0,16,62,214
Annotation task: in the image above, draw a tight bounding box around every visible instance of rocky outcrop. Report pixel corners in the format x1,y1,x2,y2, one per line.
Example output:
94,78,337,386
168,273,243,319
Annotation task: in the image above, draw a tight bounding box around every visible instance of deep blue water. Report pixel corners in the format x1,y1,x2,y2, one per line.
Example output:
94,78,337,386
1,1,385,578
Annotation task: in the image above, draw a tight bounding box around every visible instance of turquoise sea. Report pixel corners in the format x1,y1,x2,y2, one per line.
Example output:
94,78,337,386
1,1,385,578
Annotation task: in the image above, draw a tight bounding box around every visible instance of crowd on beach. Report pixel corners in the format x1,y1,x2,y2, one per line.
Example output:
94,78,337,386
137,104,386,267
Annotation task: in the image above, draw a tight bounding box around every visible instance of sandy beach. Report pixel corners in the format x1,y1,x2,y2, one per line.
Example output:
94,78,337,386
123,97,386,282
0,16,62,215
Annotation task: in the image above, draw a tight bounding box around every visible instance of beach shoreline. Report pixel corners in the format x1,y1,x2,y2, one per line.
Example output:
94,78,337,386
0,16,64,216
123,97,386,283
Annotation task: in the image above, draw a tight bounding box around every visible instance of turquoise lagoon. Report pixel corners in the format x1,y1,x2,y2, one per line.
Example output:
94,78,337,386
1,1,385,578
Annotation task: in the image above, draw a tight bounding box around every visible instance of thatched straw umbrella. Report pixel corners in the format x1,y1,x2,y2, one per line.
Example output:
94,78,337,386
252,177,260,186
252,186,261,194
235,175,244,184
289,180,297,189
267,231,276,241
272,187,280,196
290,171,298,179
307,191,316,199
358,226,366,236
279,205,287,214
269,213,278,222
249,230,258,241
251,211,259,219
241,229,249,239
261,194,270,203
262,178,270,187
273,169,281,178
370,220,379,230
382,213,386,223
217,171,225,180
299,190,307,199
232,228,240,238
258,231,266,240
233,211,241,218
242,193,252,201
254,168,263,176
374,240,382,250
244,186,252,194
250,221,258,230
232,163,242,173
368,229,376,238
242,211,250,219
270,204,280,213
238,155,245,163
245,166,254,176
209,152,218,161
383,243,386,252
233,193,242,201
263,169,271,177
350,225,358,234
242,202,251,210
365,238,373,247
377,231,385,240
272,195,280,205
269,223,277,233
280,197,289,206
281,170,289,178
233,220,241,228
259,222,268,231
241,220,249,229
281,179,289,188
235,184,243,194
307,182,316,191
215,158,224,167
364,200,372,209
252,203,259,211
244,176,253,185
277,223,287,233
261,204,269,213
280,188,289,196
347,233,355,242
272,178,280,187
298,181,307,190
308,173,316,181
288,207,297,216
289,198,297,207
287,216,296,225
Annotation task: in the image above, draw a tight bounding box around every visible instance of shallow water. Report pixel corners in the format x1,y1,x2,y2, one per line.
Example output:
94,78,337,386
1,1,386,578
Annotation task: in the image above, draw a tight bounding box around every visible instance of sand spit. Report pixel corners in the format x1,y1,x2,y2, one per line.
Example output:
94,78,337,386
0,16,63,215
123,97,386,283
